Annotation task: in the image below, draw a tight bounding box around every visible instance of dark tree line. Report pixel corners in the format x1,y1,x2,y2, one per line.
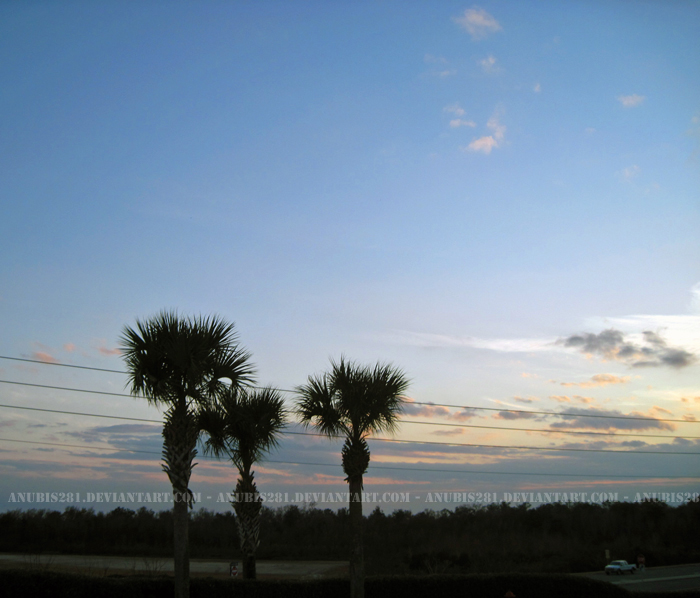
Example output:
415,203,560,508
2,499,698,574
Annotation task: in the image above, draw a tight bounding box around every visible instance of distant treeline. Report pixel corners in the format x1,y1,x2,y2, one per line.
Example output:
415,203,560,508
2,499,698,574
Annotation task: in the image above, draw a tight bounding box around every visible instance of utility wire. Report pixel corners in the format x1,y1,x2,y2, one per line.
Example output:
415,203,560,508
1,375,696,425
398,420,698,440
0,355,124,375
3,355,699,424
0,403,160,423
0,404,698,454
0,379,133,398
0,437,696,479
406,402,697,424
296,431,700,455
1,401,697,441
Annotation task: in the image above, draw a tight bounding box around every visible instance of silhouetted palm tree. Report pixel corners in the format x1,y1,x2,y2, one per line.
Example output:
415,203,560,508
120,311,254,598
296,357,409,598
200,386,286,579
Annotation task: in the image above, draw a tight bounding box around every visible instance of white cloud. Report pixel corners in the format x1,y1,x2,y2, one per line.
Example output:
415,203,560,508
388,330,556,353
533,83,541,93
452,7,502,40
621,164,640,181
617,94,645,108
424,54,447,64
423,67,456,79
444,103,476,128
465,110,506,154
466,136,499,154
691,283,700,314
487,112,506,141
584,314,700,356
479,55,499,73
388,286,700,362
443,103,465,117
450,118,477,128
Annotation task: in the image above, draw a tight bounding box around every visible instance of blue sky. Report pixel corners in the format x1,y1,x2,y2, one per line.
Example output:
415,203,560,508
1,1,699,513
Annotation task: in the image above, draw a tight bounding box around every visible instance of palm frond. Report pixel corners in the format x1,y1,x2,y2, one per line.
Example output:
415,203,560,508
201,386,287,474
295,373,344,438
295,356,409,440
119,310,256,408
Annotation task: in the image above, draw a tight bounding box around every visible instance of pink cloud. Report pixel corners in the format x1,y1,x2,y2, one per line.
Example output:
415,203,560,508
452,409,478,421
549,395,571,403
465,135,499,154
431,428,465,437
403,399,477,422
463,111,506,154
560,374,630,388
404,400,453,419
550,407,676,432
32,351,58,364
96,344,121,356
494,411,537,420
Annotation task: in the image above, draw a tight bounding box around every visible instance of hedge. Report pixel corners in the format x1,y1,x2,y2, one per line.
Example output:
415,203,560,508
1,569,697,598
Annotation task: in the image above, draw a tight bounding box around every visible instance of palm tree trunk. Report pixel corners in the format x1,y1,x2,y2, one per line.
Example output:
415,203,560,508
348,474,365,598
232,471,262,579
162,402,198,598
172,496,190,598
342,436,370,598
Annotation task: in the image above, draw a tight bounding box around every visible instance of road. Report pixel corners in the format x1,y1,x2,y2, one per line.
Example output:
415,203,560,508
2,553,698,590
581,563,700,593
0,553,348,579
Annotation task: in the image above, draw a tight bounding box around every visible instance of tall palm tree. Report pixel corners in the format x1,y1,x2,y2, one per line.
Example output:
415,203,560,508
120,311,255,598
296,357,409,598
200,386,286,579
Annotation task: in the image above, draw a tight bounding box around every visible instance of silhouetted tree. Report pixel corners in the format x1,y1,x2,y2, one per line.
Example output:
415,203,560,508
120,311,254,598
200,386,286,578
296,357,409,598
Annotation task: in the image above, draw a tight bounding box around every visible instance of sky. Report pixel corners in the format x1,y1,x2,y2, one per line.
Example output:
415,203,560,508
1,1,699,514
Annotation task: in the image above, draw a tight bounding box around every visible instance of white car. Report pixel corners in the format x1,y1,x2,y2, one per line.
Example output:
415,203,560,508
605,560,636,575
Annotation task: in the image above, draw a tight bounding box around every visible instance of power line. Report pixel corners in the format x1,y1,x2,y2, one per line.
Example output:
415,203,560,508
399,420,698,440
0,379,134,398
0,403,160,424
0,355,125,374
2,376,697,431
0,437,159,455
2,357,696,486
0,403,698,455
0,437,696,480
407,402,699,424
1,401,697,442
3,355,697,424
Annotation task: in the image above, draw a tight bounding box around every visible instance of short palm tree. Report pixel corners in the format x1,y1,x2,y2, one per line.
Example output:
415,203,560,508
296,357,409,598
120,311,255,598
200,386,286,579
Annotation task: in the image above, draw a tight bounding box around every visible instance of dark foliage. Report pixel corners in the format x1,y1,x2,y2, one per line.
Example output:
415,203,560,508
1,499,699,575
7,569,692,598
